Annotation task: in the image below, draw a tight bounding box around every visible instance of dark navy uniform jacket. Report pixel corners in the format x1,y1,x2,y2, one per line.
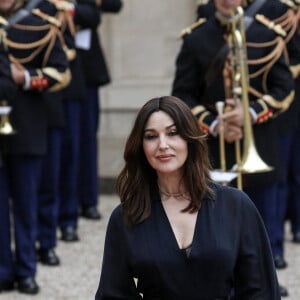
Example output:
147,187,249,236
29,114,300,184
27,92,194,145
38,0,101,127
196,0,300,135
0,41,16,102
257,0,300,135
64,0,99,99
4,11,69,155
172,16,294,187
75,0,123,87
95,184,280,299
38,0,96,101
0,41,16,152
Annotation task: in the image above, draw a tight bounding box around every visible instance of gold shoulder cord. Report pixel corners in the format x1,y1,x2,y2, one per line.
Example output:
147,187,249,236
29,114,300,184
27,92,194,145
256,9,300,79
46,0,76,37
247,29,293,113
32,8,61,27
248,37,286,93
197,0,210,5
0,28,7,45
0,16,8,26
6,26,57,65
279,0,297,9
256,14,287,37
271,7,298,44
5,9,60,65
178,18,206,39
43,1,77,62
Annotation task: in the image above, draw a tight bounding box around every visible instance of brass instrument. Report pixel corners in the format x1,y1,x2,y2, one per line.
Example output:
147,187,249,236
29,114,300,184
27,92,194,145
0,100,15,135
220,6,273,189
216,101,226,172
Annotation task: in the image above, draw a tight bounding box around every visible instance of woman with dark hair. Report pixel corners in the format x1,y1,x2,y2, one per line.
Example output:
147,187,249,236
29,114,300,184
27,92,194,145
95,96,280,300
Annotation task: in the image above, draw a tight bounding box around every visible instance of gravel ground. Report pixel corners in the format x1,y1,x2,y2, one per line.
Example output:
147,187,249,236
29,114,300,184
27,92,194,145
0,194,299,300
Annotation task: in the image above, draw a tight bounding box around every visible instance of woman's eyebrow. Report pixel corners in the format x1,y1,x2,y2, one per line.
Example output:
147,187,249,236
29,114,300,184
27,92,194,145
144,123,175,132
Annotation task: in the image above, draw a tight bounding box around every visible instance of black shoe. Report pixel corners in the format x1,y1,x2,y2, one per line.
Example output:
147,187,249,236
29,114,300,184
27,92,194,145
293,232,300,243
80,206,102,220
279,284,288,297
274,255,287,269
0,280,14,292
60,226,79,242
37,248,60,266
17,277,39,295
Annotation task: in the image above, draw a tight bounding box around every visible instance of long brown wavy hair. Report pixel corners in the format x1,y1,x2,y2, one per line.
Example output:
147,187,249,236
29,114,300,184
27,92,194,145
116,96,213,226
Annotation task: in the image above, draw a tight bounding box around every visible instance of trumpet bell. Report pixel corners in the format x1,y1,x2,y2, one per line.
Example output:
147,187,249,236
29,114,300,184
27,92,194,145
235,143,273,173
0,102,16,135
0,120,16,135
0,116,16,135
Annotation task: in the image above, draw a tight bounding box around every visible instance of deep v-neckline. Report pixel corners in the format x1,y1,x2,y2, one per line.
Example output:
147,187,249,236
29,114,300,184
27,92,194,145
159,199,199,254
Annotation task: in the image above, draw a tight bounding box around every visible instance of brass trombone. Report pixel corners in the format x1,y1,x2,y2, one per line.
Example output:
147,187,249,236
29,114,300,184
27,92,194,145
0,100,16,135
217,6,273,189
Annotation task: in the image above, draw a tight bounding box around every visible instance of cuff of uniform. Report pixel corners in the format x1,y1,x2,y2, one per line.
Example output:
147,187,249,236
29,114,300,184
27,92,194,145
23,70,31,90
249,107,257,124
251,100,273,124
29,75,49,90
69,3,75,16
210,119,219,136
198,112,215,135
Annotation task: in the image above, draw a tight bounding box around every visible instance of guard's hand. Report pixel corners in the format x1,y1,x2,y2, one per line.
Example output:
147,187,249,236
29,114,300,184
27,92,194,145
219,98,244,127
10,63,25,86
223,122,243,143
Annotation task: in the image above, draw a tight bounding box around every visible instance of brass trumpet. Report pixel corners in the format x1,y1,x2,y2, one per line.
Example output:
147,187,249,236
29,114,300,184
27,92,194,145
0,100,16,135
219,6,273,189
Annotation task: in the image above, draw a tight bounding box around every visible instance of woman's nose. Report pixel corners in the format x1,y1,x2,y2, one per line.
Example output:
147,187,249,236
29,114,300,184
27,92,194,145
159,136,169,149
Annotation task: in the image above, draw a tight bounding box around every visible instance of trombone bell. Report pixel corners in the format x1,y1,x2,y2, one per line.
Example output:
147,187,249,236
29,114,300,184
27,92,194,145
235,142,273,173
0,117,15,135
229,6,273,177
0,101,16,135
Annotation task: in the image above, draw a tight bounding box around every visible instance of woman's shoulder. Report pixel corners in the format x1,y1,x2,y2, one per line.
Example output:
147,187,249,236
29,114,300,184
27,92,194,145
209,181,243,197
109,203,123,219
106,204,125,227
209,182,256,210
205,183,261,225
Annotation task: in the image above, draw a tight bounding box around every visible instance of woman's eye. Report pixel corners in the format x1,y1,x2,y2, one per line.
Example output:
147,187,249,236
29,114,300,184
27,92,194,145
168,130,178,136
144,134,156,140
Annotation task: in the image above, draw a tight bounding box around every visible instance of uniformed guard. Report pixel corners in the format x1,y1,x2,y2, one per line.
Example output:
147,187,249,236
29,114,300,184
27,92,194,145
37,0,94,248
244,0,300,272
52,0,96,243
0,0,70,294
0,25,16,294
257,0,300,273
28,0,67,268
194,0,300,296
35,0,79,268
76,0,123,221
172,0,294,297
274,0,300,250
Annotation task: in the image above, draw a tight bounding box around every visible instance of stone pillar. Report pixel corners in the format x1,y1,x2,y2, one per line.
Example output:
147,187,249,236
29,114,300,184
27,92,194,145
99,0,198,191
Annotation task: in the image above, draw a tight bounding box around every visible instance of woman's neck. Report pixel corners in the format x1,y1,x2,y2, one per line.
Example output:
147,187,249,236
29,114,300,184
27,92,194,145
157,176,187,199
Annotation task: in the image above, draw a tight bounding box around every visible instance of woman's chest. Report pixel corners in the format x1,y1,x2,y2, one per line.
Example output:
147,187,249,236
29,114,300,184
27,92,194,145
126,207,240,279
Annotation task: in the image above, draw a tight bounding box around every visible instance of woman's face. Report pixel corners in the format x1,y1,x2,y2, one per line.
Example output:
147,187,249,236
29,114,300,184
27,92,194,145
142,111,188,177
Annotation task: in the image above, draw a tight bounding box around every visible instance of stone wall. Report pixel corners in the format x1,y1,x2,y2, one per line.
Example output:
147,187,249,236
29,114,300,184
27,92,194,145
98,0,198,190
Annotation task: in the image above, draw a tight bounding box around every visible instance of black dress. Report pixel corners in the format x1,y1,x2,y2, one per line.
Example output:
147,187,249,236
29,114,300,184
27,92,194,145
95,184,280,299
